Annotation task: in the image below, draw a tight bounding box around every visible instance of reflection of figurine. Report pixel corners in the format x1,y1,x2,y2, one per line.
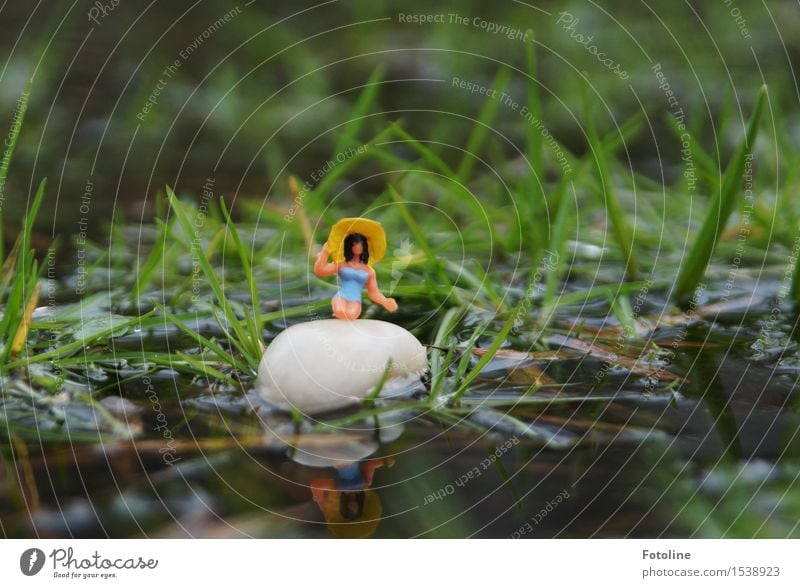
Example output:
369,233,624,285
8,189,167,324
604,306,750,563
314,218,397,320
310,458,394,539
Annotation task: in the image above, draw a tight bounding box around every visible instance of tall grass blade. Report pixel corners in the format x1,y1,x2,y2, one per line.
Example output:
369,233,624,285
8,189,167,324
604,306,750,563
309,124,394,222
363,358,393,408
5,312,154,369
152,302,249,373
388,122,457,179
543,173,572,308
665,113,717,192
609,291,636,340
131,218,171,305
9,276,40,356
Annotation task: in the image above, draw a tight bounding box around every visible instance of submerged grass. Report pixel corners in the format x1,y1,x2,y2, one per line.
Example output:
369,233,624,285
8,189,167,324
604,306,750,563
1,4,799,540
456,67,511,183
428,306,464,401
449,304,521,405
0,79,31,263
583,81,639,281
523,29,547,261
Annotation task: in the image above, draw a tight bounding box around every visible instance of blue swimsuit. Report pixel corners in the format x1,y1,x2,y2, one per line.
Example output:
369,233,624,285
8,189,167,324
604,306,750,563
336,265,369,302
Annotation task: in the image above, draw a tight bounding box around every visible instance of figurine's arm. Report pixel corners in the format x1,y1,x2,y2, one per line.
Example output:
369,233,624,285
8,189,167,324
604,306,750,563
313,242,339,277
366,269,398,312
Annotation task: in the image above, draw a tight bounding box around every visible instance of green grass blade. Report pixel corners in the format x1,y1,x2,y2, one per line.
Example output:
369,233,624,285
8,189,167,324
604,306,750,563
175,351,239,387
524,31,546,258
131,218,171,304
219,197,265,355
525,31,542,183
665,113,718,191
8,258,40,358
443,259,503,310
23,179,46,253
0,252,26,362
456,67,511,182
428,307,465,401
543,173,572,308
208,306,258,368
609,291,636,339
387,124,493,245
0,178,45,364
548,280,669,308
388,185,454,295
5,311,154,369
583,84,639,280
388,122,458,179
0,79,31,261
332,65,384,156
363,358,393,408
455,323,486,384
166,186,259,367
603,111,645,155
152,301,248,373
674,85,767,304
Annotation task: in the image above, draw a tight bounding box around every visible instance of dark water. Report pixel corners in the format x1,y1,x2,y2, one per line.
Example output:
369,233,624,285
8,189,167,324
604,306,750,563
2,0,799,539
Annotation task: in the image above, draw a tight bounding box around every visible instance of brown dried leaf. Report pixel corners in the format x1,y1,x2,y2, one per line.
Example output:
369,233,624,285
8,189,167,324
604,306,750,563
470,348,581,362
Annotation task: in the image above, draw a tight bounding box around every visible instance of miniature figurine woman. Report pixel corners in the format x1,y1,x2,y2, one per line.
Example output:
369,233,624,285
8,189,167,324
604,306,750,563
313,217,398,320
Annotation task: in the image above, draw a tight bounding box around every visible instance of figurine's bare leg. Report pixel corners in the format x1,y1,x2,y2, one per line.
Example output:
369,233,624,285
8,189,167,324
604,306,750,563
331,295,348,319
331,296,361,320
343,300,361,320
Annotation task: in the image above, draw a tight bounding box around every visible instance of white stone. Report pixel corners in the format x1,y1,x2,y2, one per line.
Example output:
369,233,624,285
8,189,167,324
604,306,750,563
257,319,428,414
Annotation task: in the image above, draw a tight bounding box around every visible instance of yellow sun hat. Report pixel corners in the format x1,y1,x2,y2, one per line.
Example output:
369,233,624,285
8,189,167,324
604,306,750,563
326,217,387,267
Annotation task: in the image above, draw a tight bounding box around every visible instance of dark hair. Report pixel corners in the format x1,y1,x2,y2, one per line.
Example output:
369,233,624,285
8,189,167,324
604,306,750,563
339,491,366,520
343,232,369,264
